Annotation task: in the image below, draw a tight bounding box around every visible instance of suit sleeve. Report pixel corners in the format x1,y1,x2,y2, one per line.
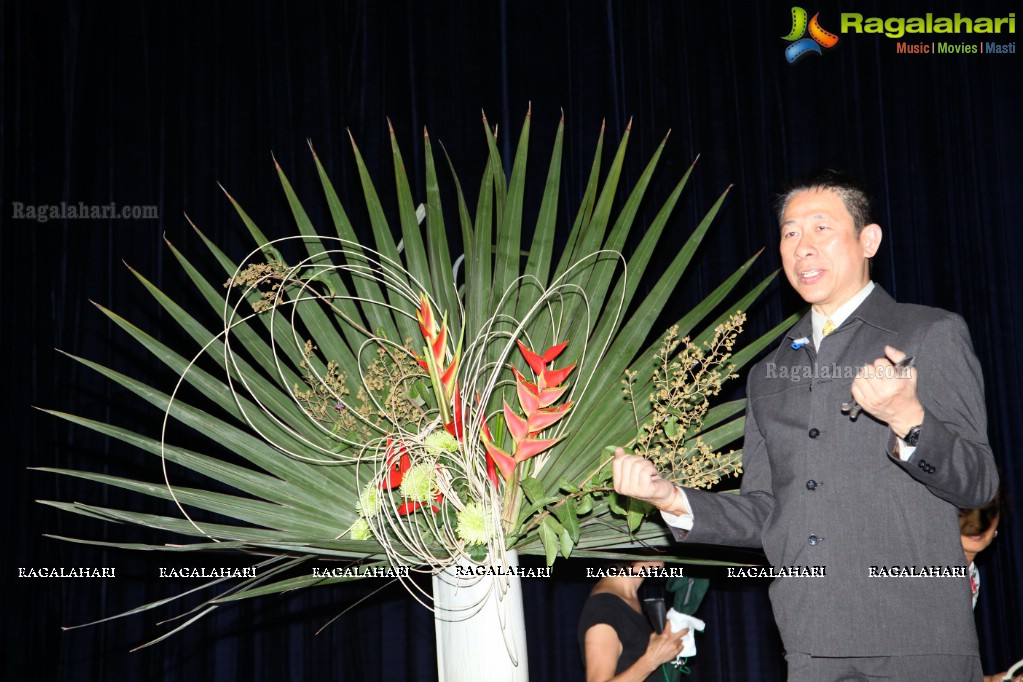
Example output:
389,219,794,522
888,313,999,508
677,374,775,548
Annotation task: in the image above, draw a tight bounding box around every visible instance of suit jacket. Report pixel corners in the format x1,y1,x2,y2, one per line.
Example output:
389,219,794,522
679,286,998,657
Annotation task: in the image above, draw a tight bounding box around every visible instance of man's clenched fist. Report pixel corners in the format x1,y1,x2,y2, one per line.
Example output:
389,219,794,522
612,447,679,510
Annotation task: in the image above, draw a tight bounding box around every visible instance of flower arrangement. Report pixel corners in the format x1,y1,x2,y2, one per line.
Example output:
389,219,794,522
40,111,796,644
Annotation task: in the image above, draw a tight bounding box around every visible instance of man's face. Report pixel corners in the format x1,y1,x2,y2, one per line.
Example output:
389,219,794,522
779,189,881,316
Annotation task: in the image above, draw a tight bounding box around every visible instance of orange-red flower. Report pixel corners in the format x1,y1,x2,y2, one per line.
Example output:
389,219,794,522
380,439,411,490
411,296,575,492
482,339,574,481
443,383,465,442
415,293,460,416
397,492,443,516
381,439,445,515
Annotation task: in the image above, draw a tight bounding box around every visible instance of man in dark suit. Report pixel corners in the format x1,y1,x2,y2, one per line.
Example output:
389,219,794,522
613,170,999,681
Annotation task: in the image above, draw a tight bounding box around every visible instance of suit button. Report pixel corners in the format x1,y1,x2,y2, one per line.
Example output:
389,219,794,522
808,428,820,438
806,480,818,491
808,534,820,546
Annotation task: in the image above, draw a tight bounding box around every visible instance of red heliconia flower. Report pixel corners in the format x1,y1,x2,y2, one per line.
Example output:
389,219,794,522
481,435,518,482
484,453,499,490
416,292,438,339
510,366,538,393
482,429,563,480
439,386,500,491
510,435,563,462
482,339,575,482
397,500,422,515
415,292,461,420
503,401,529,443
380,439,412,490
443,383,465,441
480,420,501,490
515,377,541,415
515,341,575,390
516,340,568,375
527,403,572,435
397,492,443,516
540,363,575,389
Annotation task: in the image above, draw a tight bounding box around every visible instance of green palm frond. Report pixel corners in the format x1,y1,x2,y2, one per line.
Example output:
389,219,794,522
42,112,794,641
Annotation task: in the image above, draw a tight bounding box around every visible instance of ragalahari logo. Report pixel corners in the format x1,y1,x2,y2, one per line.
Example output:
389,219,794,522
783,7,839,63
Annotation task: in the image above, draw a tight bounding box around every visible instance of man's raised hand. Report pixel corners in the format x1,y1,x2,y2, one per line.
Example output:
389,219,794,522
611,447,678,510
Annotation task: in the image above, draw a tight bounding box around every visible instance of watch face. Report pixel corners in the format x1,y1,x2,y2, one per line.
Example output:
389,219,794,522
906,426,922,446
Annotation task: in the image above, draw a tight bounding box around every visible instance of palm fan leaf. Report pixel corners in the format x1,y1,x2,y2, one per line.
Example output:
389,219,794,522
42,111,793,641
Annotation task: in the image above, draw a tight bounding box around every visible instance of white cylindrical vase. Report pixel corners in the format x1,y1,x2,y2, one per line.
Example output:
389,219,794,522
432,550,529,682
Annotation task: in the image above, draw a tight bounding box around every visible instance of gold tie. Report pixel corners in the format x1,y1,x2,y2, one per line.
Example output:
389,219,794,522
822,320,836,337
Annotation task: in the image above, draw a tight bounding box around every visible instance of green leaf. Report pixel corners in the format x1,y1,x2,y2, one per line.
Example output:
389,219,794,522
559,526,574,559
539,516,562,566
348,132,418,343
558,478,581,495
553,497,581,543
575,494,594,516
273,158,366,340
422,131,458,321
608,492,626,516
627,499,654,533
388,120,433,299
310,142,401,342
519,476,544,504
492,109,530,314
516,114,564,317
36,468,341,537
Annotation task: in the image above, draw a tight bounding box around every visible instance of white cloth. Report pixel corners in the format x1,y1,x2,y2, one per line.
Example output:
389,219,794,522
666,608,705,658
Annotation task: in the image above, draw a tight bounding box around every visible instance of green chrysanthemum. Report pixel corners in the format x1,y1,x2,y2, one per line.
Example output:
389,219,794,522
424,431,459,456
456,502,494,546
356,483,381,518
399,462,437,503
349,518,372,541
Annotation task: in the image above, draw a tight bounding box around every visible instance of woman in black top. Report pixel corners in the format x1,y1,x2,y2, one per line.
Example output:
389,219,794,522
578,561,686,682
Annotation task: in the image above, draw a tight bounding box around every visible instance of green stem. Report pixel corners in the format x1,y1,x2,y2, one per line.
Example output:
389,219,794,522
518,484,616,536
501,467,522,533
517,455,617,535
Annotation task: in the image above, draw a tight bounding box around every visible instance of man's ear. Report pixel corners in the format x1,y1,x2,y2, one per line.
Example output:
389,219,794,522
860,224,882,258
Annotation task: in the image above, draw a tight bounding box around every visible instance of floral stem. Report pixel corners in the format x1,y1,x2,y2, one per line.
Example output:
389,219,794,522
501,467,522,533
519,484,616,536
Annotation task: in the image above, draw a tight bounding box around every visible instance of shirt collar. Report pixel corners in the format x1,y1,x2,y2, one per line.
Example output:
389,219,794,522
812,281,875,349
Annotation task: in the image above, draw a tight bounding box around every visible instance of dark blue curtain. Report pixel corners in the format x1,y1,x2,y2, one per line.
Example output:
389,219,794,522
3,1,1019,680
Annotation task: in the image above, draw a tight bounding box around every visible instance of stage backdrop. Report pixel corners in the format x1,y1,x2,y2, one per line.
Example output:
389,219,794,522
3,1,1019,680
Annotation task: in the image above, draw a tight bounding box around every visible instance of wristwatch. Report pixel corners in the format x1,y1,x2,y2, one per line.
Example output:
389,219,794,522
904,424,923,447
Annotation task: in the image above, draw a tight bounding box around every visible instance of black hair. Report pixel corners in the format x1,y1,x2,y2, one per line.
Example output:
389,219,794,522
959,490,1002,536
775,169,875,235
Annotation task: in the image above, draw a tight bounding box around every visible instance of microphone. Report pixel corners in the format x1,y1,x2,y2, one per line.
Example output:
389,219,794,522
642,597,667,633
